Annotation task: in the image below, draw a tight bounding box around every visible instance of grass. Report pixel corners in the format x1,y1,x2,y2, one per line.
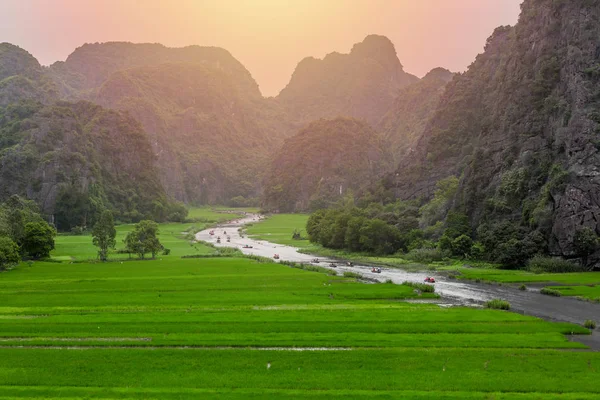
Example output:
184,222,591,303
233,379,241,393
246,214,423,268
2,212,599,398
52,222,214,262
186,206,247,222
402,281,435,293
245,214,312,247
584,320,597,330
540,287,562,297
51,206,250,262
548,285,600,302
485,299,511,310
247,214,600,301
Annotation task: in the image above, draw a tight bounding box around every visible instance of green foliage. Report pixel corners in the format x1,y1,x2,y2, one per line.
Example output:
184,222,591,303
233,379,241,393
54,185,94,231
485,299,511,310
419,176,458,226
477,222,545,268
0,236,20,270
470,242,485,260
401,281,435,293
584,320,596,330
527,256,584,273
404,248,447,264
452,234,473,258
263,118,390,212
358,218,400,254
540,288,562,297
22,221,56,259
343,271,363,279
92,210,116,261
573,227,599,267
444,212,471,239
0,195,45,245
124,220,163,259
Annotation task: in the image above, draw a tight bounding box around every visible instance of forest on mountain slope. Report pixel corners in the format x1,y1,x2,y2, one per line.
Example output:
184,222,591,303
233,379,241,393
0,43,184,230
304,0,600,269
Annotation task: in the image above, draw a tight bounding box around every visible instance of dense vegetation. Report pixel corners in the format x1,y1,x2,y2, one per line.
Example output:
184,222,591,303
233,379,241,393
0,195,55,265
263,118,391,212
0,253,596,398
386,0,600,263
306,179,600,271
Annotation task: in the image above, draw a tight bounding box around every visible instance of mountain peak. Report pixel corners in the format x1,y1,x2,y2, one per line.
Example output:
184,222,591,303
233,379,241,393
422,67,454,83
0,42,42,80
350,35,402,69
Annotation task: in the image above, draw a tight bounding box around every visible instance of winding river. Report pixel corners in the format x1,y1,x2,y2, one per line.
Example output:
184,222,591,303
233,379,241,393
196,214,599,348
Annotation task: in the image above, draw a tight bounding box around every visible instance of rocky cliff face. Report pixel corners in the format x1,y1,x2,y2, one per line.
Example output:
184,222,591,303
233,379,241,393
277,35,418,129
45,42,287,204
0,101,168,225
378,67,453,163
388,0,600,258
0,43,56,106
263,118,391,212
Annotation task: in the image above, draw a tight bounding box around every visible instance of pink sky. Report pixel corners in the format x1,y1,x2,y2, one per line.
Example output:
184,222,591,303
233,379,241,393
0,0,522,96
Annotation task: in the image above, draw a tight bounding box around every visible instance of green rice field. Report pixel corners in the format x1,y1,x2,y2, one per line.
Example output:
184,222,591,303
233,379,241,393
51,207,245,262
247,214,600,301
0,251,598,398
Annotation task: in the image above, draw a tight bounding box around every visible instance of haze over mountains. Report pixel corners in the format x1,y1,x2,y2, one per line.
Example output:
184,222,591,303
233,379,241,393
0,0,598,258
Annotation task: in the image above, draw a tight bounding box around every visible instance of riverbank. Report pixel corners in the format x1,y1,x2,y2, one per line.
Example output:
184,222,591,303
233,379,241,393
245,214,600,303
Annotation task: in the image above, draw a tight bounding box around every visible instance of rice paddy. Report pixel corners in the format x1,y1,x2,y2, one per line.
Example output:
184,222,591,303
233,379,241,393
0,214,599,398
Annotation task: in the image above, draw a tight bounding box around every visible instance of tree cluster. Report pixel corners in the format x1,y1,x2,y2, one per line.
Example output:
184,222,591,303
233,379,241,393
0,195,56,269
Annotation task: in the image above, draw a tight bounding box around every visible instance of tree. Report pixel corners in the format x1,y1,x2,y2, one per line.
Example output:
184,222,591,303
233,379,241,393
0,237,20,270
22,222,56,259
573,227,599,268
452,234,473,258
124,220,163,259
359,219,400,255
92,210,116,261
444,212,471,239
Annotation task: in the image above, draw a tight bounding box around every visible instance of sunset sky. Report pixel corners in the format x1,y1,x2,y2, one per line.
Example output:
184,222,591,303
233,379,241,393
1,0,522,96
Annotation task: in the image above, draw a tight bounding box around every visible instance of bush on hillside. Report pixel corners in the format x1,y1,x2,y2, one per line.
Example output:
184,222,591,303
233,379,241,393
527,255,584,273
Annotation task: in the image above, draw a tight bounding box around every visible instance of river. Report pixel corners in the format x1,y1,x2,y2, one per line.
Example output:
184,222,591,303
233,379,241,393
196,214,599,348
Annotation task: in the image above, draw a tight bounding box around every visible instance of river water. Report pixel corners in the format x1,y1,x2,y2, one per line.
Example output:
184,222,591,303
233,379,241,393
196,214,599,343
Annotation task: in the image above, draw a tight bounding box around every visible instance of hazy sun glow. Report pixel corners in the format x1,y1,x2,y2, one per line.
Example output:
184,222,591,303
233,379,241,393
0,0,522,96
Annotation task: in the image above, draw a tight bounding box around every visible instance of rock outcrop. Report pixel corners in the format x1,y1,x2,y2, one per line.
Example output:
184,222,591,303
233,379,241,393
387,0,600,258
277,35,418,129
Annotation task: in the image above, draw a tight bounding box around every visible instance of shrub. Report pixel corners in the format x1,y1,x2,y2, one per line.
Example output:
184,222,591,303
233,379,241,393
469,242,485,260
405,248,447,264
519,284,527,291
162,248,171,256
0,237,20,270
485,299,511,310
343,271,363,279
402,281,435,293
573,227,599,267
452,234,473,257
540,287,562,297
584,320,596,330
527,255,584,273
